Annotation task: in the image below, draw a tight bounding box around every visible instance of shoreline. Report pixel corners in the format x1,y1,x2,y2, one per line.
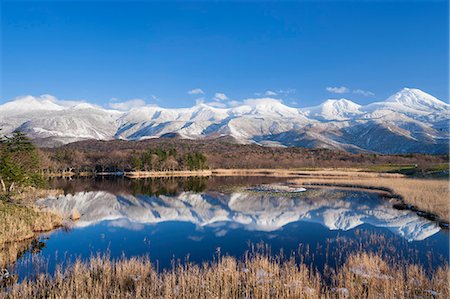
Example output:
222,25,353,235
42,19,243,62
292,182,449,229
46,168,408,178
0,189,65,247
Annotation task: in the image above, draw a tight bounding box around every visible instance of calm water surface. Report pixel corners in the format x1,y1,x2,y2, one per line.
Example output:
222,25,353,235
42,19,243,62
7,176,449,279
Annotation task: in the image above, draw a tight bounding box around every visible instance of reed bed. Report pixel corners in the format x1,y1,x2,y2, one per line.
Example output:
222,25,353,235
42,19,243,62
292,176,449,221
10,188,63,204
1,250,448,299
212,168,404,178
0,201,62,245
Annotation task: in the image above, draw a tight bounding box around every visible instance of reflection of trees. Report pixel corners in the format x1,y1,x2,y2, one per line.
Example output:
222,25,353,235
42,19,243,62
184,177,208,193
49,176,286,197
50,176,211,196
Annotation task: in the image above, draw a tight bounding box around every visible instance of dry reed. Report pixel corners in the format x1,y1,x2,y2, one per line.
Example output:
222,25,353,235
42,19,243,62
1,251,447,299
0,201,62,245
292,176,449,221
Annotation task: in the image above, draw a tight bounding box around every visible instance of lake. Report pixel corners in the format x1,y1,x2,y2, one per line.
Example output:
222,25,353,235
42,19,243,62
6,176,449,280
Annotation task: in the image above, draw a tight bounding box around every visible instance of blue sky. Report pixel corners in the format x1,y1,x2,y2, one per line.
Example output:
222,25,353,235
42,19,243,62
1,0,448,108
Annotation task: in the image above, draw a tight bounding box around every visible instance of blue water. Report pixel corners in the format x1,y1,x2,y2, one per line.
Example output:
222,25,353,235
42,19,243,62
7,176,449,279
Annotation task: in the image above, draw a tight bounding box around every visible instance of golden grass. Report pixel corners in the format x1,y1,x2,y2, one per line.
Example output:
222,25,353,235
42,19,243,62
2,252,447,299
333,252,449,298
291,176,449,221
70,208,81,221
125,170,213,178
10,188,63,204
54,168,405,179
212,168,405,178
0,200,62,245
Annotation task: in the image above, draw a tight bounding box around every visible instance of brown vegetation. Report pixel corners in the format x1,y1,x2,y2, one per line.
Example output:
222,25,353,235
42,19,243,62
0,200,62,245
70,208,81,221
2,251,447,298
291,175,449,222
10,187,63,204
125,170,212,178
212,168,405,178
40,139,447,174
0,238,45,269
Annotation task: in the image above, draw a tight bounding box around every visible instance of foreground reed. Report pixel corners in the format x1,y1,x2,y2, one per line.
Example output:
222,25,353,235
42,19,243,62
2,250,448,299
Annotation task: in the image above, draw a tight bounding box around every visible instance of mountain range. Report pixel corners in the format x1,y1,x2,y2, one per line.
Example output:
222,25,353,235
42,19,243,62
1,88,448,154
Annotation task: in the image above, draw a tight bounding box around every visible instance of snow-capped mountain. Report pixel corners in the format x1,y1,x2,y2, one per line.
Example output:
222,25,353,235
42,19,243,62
364,88,449,118
36,189,441,241
301,98,362,121
0,88,448,154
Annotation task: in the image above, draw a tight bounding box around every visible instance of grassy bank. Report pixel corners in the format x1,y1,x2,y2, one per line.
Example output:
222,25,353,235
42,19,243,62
125,170,213,178
0,200,62,245
48,168,407,178
291,176,449,223
2,251,448,298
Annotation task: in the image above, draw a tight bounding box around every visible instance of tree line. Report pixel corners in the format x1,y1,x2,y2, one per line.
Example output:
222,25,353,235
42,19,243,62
2,131,448,180
130,148,208,172
0,132,211,197
46,144,209,173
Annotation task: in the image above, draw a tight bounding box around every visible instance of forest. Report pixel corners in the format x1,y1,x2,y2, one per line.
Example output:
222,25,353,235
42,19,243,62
37,138,448,175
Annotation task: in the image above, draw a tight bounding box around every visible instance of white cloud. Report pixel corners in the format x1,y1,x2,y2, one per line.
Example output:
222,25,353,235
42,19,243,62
264,90,278,96
151,94,160,102
326,86,350,94
108,98,146,111
227,100,241,107
205,101,227,108
213,92,228,101
188,88,205,95
278,88,296,95
108,219,144,231
255,89,295,97
353,89,375,97
243,97,283,106
37,94,92,108
195,97,205,105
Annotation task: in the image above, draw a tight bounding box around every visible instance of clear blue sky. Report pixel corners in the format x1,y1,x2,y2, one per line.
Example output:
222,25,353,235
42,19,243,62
1,0,448,108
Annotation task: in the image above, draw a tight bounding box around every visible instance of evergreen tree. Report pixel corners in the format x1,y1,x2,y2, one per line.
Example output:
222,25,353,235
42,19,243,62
0,131,44,195
131,156,143,171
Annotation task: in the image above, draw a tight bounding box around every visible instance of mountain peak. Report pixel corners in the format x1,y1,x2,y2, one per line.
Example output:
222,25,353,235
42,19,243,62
386,88,448,110
322,98,361,109
302,98,361,121
232,98,301,117
0,95,64,114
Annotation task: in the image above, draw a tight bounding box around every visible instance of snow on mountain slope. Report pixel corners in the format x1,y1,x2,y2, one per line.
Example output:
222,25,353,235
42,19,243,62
0,95,65,115
0,95,122,145
0,89,448,153
115,103,231,140
363,88,449,120
385,88,448,111
231,98,303,118
36,189,440,241
301,98,362,121
17,108,120,140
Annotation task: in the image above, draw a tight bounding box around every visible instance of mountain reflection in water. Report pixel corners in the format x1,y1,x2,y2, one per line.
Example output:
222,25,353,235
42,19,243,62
40,178,440,242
